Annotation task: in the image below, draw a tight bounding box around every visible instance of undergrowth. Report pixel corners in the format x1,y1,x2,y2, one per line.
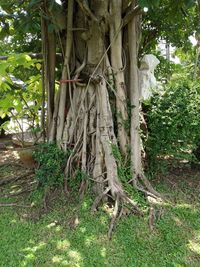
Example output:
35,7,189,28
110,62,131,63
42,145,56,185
111,144,147,208
145,78,200,175
33,143,69,189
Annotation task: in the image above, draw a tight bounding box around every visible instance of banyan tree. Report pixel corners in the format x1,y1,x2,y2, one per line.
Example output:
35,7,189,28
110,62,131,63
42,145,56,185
40,0,160,237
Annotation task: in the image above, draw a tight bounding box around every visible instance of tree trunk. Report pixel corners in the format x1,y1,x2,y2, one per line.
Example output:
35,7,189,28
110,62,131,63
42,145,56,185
56,0,74,142
41,3,56,137
42,0,160,237
128,5,142,179
127,2,160,198
109,0,129,154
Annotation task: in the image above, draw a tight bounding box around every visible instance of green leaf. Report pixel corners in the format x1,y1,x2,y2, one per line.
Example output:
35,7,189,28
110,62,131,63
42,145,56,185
183,0,195,8
138,0,149,8
36,63,41,70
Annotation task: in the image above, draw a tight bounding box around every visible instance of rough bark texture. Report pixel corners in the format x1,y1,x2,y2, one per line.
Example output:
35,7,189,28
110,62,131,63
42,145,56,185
109,0,129,154
43,0,160,237
56,0,74,142
128,13,142,178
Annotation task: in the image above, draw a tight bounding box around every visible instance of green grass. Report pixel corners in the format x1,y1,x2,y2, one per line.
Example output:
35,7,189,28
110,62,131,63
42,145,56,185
0,174,200,267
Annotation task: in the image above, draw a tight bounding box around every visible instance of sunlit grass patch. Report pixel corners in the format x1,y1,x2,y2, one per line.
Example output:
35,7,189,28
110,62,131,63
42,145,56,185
0,174,200,267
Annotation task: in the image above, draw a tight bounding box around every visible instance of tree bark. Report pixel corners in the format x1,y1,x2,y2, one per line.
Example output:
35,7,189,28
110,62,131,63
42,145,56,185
128,9,142,179
40,0,160,237
41,2,56,136
128,3,160,198
110,0,129,154
56,0,74,142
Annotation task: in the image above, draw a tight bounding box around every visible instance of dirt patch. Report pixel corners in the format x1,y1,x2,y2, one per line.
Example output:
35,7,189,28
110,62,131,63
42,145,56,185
0,136,36,202
0,135,36,168
0,150,20,165
0,136,20,165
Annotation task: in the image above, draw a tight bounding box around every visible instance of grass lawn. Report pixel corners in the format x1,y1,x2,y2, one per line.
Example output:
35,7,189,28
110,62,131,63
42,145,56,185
0,165,200,267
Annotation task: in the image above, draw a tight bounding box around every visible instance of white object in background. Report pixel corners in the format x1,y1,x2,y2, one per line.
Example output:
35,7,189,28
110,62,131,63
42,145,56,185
139,54,160,100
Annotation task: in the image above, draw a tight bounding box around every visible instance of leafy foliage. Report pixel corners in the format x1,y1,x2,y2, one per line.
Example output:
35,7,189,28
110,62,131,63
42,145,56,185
68,168,90,193
153,51,183,82
0,54,42,133
33,143,68,188
0,0,41,54
140,0,197,55
145,75,200,172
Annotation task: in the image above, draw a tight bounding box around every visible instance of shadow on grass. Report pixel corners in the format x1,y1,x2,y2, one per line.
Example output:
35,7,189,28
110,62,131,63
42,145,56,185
1,175,200,267
0,203,200,267
0,201,110,267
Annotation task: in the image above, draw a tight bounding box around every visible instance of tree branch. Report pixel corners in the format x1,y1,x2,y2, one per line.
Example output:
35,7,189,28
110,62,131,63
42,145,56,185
122,0,135,13
76,0,98,22
122,5,143,27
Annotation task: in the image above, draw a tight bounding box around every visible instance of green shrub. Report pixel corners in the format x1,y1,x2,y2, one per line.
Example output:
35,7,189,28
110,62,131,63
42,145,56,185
145,78,200,173
33,143,68,189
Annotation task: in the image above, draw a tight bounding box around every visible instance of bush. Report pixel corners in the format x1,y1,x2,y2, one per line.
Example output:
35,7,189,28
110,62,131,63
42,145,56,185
145,78,200,173
33,143,68,189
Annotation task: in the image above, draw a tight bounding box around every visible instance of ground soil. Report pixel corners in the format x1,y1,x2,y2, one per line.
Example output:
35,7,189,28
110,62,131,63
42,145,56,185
0,135,36,199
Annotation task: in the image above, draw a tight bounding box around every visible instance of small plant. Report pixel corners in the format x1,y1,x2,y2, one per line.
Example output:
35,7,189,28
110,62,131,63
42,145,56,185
68,168,89,192
33,143,68,189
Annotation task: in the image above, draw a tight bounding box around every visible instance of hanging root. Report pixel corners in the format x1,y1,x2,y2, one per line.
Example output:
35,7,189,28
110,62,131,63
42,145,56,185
60,60,159,239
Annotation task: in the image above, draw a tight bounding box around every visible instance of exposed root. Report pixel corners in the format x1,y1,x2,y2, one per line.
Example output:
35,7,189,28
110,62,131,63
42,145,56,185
108,194,119,240
148,206,164,232
139,173,161,198
43,190,49,211
1,187,35,198
91,187,111,211
0,171,34,186
0,162,22,168
91,181,143,239
123,195,143,216
128,172,162,201
107,192,143,239
0,203,32,208
149,206,155,232
79,179,88,199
